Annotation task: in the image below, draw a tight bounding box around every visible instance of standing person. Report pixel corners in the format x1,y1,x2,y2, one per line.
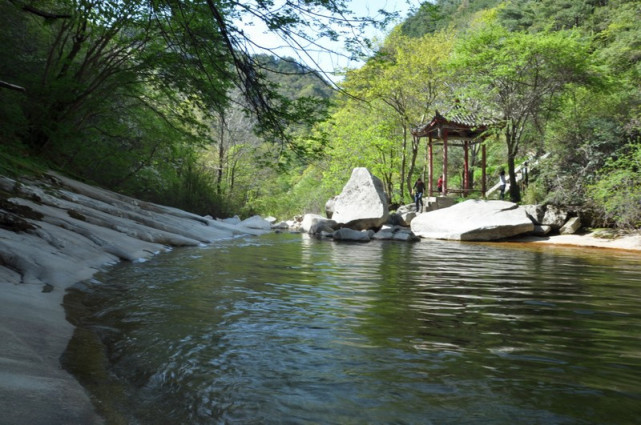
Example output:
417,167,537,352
521,161,529,190
413,177,426,212
499,170,507,200
437,175,443,195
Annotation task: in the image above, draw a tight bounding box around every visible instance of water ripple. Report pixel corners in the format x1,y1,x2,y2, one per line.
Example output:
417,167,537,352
65,233,641,425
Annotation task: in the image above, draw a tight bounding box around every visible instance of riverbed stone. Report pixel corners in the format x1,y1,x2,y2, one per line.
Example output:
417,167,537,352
310,219,338,235
301,213,328,233
410,199,534,241
240,215,272,230
332,227,372,242
395,204,417,226
560,216,581,234
542,205,568,230
531,224,553,236
219,215,241,225
372,225,419,241
271,221,290,230
331,168,389,230
522,204,545,225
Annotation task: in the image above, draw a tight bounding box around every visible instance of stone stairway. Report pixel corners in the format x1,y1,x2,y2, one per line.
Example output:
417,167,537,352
486,153,549,198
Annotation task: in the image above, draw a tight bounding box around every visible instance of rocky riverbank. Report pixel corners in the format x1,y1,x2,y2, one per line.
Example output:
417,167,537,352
0,171,271,425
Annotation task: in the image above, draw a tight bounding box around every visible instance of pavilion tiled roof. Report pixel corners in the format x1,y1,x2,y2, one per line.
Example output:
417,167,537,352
411,107,501,139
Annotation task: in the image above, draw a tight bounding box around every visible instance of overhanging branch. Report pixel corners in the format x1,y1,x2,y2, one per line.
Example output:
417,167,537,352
0,80,26,92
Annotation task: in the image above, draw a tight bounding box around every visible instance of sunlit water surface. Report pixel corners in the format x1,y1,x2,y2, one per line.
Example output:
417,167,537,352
64,233,641,424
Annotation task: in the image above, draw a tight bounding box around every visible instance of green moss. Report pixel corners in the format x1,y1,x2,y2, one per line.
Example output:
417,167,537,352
592,228,626,240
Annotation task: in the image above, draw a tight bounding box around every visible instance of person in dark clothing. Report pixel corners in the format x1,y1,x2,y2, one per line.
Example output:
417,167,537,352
499,170,507,200
413,178,426,212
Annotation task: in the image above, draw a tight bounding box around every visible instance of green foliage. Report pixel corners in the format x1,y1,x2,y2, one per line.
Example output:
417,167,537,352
335,29,454,202
253,165,335,219
592,1,641,79
400,2,445,37
538,83,634,205
500,0,602,32
587,142,641,229
254,55,333,100
119,149,233,218
0,143,49,178
449,18,597,202
401,0,503,37
521,180,548,205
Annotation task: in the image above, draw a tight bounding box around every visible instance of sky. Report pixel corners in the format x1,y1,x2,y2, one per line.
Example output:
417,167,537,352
237,0,424,84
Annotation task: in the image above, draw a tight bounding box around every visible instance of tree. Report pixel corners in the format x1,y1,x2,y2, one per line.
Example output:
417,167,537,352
2,0,389,156
317,99,401,199
340,29,453,202
449,19,596,201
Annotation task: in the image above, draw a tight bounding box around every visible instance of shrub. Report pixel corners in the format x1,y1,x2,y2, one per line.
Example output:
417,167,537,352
587,142,641,229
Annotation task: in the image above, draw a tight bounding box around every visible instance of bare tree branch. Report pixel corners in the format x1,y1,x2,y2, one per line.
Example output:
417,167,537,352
0,80,26,92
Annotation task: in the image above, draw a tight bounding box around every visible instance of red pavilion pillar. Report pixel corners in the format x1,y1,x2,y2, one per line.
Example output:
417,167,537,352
442,128,448,195
428,135,433,197
464,140,469,195
482,143,487,198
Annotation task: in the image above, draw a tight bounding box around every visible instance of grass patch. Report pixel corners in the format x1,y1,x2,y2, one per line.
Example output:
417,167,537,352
0,143,49,178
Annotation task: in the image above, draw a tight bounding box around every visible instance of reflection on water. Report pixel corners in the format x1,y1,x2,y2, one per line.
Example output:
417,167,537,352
64,233,641,425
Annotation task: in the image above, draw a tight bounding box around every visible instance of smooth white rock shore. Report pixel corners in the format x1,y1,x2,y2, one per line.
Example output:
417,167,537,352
0,171,268,425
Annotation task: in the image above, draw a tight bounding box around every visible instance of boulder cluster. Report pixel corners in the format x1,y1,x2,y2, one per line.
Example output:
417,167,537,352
263,167,583,243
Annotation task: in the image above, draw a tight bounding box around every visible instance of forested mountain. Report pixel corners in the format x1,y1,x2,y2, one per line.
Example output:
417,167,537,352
401,0,502,37
1,0,640,228
254,54,333,100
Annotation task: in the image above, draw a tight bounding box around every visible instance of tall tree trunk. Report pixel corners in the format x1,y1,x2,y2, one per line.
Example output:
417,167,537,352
406,134,420,200
399,125,408,203
217,114,225,195
506,128,521,202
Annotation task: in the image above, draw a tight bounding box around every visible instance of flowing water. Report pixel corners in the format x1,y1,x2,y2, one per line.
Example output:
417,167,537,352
63,233,641,425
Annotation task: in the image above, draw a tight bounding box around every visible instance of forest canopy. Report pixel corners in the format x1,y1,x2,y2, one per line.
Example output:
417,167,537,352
1,0,640,228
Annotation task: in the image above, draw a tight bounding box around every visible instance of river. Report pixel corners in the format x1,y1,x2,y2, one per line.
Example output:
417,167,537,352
63,233,641,424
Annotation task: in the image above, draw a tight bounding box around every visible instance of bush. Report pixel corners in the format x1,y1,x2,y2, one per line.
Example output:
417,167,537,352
587,142,641,229
521,180,548,205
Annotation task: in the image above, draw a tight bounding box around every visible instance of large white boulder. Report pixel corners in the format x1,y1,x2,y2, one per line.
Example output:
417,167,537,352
332,168,389,230
410,200,534,241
